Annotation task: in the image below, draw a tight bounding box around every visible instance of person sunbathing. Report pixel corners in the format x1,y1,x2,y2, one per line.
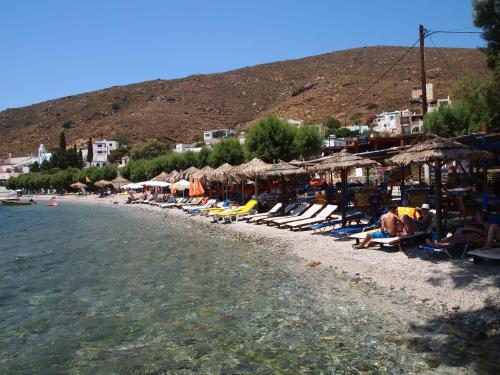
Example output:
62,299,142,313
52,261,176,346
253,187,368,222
399,203,433,236
353,206,402,249
426,210,490,248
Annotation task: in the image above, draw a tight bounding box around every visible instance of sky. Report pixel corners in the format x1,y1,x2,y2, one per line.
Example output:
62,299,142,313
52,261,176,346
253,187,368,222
0,0,484,111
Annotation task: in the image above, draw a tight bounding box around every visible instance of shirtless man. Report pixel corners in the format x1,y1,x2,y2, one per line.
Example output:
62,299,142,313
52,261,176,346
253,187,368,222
400,203,433,236
353,206,402,249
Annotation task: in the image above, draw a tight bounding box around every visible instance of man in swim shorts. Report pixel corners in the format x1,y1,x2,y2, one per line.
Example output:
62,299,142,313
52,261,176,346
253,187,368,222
353,206,402,249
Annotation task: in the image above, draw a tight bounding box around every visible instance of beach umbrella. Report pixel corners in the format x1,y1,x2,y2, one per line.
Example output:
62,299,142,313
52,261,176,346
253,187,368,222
122,183,143,190
111,176,130,189
70,182,87,191
172,179,190,191
234,158,272,198
208,163,236,199
94,180,114,188
389,135,492,239
152,171,168,181
181,166,200,179
264,160,310,212
195,165,215,179
143,181,170,187
193,176,205,196
313,149,379,227
166,170,180,181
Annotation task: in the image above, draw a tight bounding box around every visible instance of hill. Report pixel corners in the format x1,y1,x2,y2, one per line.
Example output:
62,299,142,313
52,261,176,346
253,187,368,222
0,46,490,158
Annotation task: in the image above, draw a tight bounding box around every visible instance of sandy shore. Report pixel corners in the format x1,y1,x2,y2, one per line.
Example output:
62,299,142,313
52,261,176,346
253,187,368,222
40,194,499,316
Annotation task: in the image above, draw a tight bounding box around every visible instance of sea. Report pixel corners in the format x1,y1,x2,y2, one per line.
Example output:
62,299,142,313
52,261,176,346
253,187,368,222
0,201,496,374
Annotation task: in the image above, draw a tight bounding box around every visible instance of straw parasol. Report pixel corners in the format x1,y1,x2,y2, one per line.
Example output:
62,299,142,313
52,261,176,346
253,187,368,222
181,166,200,179
70,182,87,191
234,158,272,198
111,176,130,189
264,160,309,177
94,180,114,188
195,165,215,179
313,149,380,226
167,170,180,180
389,135,493,238
206,163,236,199
152,171,168,181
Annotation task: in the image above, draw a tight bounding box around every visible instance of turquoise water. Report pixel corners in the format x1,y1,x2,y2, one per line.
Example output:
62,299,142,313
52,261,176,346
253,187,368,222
0,202,492,374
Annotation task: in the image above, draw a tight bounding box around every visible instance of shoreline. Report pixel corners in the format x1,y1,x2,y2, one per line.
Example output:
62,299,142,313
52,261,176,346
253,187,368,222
36,194,499,317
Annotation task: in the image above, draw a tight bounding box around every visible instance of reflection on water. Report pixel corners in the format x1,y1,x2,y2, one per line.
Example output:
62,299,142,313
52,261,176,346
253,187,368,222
0,202,491,373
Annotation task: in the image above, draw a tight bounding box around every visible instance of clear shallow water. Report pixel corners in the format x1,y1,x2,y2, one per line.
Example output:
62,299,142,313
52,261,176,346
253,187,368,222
0,202,491,374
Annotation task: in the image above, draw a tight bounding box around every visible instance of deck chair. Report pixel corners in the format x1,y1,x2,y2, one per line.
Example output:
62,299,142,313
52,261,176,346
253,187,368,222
181,197,203,209
259,204,309,225
184,199,215,213
328,215,380,239
308,211,365,233
270,204,324,227
243,203,282,222
283,205,338,231
203,199,231,215
213,200,258,222
159,197,184,208
248,203,296,223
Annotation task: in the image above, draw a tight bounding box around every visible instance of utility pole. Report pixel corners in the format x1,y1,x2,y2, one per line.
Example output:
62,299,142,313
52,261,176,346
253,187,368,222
419,24,428,115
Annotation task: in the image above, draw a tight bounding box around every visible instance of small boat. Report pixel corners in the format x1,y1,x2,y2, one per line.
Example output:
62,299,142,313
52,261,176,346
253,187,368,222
2,200,32,206
47,203,59,207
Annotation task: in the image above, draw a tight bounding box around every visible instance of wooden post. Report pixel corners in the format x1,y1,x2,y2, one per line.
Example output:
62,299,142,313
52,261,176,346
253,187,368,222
254,175,258,199
341,168,348,227
419,24,428,115
400,166,406,204
435,161,443,239
418,164,422,184
241,180,245,204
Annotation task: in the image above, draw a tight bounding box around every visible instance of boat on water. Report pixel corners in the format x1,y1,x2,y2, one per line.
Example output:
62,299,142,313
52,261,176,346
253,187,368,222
1,200,32,206
0,187,19,202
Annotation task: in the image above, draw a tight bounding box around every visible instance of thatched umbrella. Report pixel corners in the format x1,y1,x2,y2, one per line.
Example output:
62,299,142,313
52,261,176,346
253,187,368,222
389,135,492,238
167,170,180,180
195,165,215,179
313,149,379,226
152,171,168,181
94,180,114,188
111,176,131,189
264,160,310,212
234,158,272,198
70,182,87,191
208,163,236,199
181,166,200,179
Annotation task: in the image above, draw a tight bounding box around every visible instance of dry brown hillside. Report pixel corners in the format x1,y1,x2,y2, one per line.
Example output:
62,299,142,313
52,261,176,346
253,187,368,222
0,46,490,158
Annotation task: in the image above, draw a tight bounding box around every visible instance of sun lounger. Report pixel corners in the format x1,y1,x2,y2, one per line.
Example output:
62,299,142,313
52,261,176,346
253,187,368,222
467,248,500,264
326,214,380,239
260,203,309,225
184,199,216,213
180,197,203,209
247,203,296,223
307,211,365,233
243,203,282,222
271,204,324,227
213,200,258,222
203,200,231,215
350,230,428,252
159,197,184,208
283,205,338,231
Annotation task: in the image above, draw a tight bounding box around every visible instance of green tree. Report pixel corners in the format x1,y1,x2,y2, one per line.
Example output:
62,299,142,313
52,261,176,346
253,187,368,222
331,128,359,138
293,126,323,159
108,146,128,164
112,133,129,145
130,140,171,160
87,137,93,164
245,116,298,162
324,116,341,136
474,0,500,73
208,138,245,167
196,146,212,168
29,161,40,173
59,131,67,151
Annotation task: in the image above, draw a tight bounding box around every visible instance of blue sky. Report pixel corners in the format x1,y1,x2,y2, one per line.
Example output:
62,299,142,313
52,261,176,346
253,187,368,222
0,0,484,110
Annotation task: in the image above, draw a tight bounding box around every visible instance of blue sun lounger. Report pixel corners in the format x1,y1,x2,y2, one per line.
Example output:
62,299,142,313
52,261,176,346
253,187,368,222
328,215,381,239
418,243,470,260
307,211,365,233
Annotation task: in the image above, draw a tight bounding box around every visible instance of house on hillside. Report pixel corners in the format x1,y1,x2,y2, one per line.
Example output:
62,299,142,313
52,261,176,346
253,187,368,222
81,140,120,167
203,129,236,145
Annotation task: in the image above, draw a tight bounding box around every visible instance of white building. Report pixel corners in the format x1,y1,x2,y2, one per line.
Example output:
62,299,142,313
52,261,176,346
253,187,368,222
323,135,355,148
81,140,119,167
175,143,199,153
0,144,53,184
428,96,452,113
346,124,369,133
203,129,236,144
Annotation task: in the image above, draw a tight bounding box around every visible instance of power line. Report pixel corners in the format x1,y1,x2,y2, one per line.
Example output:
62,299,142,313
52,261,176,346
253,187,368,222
332,39,420,118
427,30,482,35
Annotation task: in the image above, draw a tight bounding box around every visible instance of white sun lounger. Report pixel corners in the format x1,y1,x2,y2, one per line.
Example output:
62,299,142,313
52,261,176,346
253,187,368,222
247,203,296,223
260,204,309,225
350,230,428,252
283,205,338,230
270,204,324,227
243,203,282,222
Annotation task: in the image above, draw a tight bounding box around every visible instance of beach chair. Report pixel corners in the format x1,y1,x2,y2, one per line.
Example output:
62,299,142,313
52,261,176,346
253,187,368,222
159,197,184,208
270,204,324,227
180,197,203,209
202,199,231,215
212,200,258,223
350,229,428,252
260,204,309,225
283,205,339,231
184,199,216,213
308,211,365,233
243,203,282,222
327,214,380,239
248,203,296,223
